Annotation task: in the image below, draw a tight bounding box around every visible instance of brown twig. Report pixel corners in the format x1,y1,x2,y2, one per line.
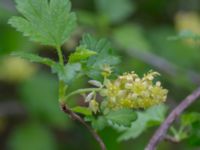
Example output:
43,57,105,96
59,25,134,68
60,103,106,150
145,86,200,150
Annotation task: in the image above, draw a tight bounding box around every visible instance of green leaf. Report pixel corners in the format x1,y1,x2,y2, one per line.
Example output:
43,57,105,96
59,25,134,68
71,106,92,116
80,34,120,79
0,23,32,56
81,34,120,67
117,112,147,141
118,104,167,141
8,0,76,47
62,63,81,84
92,116,108,131
181,112,200,126
145,104,167,127
12,52,55,66
52,63,81,84
180,112,200,146
105,109,137,127
84,115,95,122
68,46,97,63
188,121,200,146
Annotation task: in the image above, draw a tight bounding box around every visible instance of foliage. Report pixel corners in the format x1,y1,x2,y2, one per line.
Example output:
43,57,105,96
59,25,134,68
172,112,200,146
8,0,76,47
2,0,200,149
118,104,167,141
79,34,120,80
6,0,170,149
105,109,137,127
12,52,55,66
68,46,97,63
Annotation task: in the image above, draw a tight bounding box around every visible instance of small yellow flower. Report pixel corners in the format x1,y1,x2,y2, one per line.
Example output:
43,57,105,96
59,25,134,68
102,71,168,110
101,64,112,78
89,99,99,114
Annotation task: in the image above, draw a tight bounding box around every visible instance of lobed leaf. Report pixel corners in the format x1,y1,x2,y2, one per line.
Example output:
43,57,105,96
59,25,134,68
71,106,92,116
80,34,120,80
91,116,108,131
181,112,200,126
52,63,81,84
68,46,97,63
11,52,55,66
8,0,76,47
105,109,137,127
118,104,167,141
188,120,200,146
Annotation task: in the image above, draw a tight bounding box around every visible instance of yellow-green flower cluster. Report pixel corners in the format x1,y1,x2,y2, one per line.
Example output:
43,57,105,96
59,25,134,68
101,71,168,109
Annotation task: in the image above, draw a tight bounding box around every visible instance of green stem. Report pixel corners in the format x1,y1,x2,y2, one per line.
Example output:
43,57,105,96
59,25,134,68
56,46,64,66
55,48,106,149
63,88,103,103
56,46,65,102
59,81,66,102
170,126,178,136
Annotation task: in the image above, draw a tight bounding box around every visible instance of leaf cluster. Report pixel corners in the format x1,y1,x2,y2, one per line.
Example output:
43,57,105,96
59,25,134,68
8,0,168,146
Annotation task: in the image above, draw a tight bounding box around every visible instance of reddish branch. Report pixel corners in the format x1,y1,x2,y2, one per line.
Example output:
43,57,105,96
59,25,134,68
60,103,106,150
145,86,200,150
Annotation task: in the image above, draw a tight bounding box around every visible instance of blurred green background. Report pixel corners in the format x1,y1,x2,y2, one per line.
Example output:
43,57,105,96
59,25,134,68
0,0,200,150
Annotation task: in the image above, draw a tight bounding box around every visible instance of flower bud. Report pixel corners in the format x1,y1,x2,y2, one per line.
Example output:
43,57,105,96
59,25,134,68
89,99,99,114
88,80,103,88
101,64,112,77
85,92,94,102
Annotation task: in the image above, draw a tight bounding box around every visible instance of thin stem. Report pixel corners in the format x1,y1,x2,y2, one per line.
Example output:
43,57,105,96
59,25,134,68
170,126,178,137
60,103,106,150
145,86,200,150
63,88,103,103
164,135,179,143
55,46,106,149
56,46,64,66
56,46,66,102
59,81,66,102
